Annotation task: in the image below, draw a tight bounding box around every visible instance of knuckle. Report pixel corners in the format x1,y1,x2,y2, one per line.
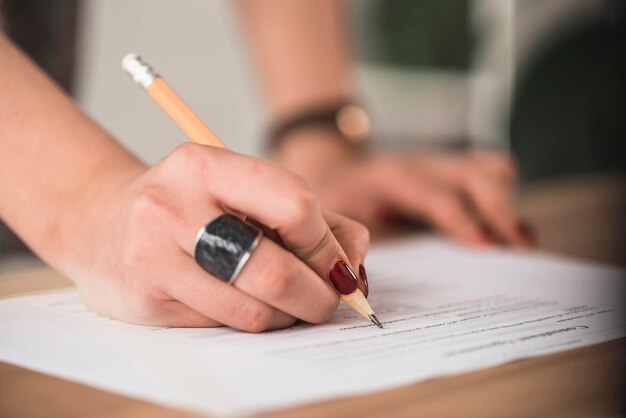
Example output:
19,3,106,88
282,182,318,226
343,219,370,258
129,187,165,220
480,194,504,213
467,179,505,211
239,303,273,333
465,174,486,195
258,254,293,299
428,193,457,218
353,221,371,246
245,155,271,175
161,142,206,174
128,186,185,231
309,295,340,324
125,189,170,238
173,141,202,160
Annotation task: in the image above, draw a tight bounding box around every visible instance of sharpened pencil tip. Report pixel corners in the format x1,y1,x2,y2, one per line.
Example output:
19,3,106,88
369,314,383,329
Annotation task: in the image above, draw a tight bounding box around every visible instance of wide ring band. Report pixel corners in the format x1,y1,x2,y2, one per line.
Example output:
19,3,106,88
194,214,262,283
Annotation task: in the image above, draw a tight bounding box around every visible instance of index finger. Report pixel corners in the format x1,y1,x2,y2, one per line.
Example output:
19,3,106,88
196,145,357,291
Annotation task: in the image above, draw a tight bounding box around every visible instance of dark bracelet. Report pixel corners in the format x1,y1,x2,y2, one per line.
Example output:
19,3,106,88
267,101,372,150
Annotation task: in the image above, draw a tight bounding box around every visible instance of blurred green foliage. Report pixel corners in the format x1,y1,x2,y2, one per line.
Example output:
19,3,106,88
354,0,474,71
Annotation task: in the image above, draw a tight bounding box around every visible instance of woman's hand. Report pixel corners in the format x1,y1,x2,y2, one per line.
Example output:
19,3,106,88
77,143,369,331
277,132,535,249
322,151,534,247
1,33,368,333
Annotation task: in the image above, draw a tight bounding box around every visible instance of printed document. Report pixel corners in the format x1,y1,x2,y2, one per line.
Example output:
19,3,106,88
1,238,624,417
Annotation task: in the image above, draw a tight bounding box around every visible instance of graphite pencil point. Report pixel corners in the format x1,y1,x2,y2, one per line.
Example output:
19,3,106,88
369,314,383,329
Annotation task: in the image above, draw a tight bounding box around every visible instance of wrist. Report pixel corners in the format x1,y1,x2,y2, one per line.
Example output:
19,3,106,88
268,102,371,149
53,156,147,272
269,101,372,186
275,126,364,187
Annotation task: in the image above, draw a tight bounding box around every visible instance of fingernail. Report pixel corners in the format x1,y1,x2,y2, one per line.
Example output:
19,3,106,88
480,224,499,245
328,260,358,295
517,221,537,246
359,264,369,298
378,209,403,227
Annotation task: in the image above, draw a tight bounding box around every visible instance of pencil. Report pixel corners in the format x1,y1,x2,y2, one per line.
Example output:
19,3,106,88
121,53,382,329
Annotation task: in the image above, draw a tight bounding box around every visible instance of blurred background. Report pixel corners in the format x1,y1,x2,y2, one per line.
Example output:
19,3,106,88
1,0,624,270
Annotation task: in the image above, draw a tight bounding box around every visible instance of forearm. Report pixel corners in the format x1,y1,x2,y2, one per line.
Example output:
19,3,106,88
237,0,358,181
0,34,145,268
237,0,353,120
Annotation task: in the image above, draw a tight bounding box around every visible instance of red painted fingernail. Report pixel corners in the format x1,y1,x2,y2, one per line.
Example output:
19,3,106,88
359,264,369,298
517,221,537,245
329,261,358,295
480,224,499,245
378,209,403,227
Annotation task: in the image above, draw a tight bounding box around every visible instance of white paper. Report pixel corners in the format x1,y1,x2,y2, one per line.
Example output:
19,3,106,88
1,238,624,417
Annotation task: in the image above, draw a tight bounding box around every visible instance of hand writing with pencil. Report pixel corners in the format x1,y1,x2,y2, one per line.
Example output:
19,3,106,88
82,143,371,331
1,0,535,334
0,34,370,332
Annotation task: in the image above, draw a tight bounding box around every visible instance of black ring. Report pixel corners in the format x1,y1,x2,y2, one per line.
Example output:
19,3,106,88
194,214,262,283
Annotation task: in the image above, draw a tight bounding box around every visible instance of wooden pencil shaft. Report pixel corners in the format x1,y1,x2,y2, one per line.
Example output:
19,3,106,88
146,77,226,149
341,289,374,319
123,53,380,326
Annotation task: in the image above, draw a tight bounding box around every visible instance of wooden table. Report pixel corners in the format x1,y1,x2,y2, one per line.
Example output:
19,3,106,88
1,174,624,418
